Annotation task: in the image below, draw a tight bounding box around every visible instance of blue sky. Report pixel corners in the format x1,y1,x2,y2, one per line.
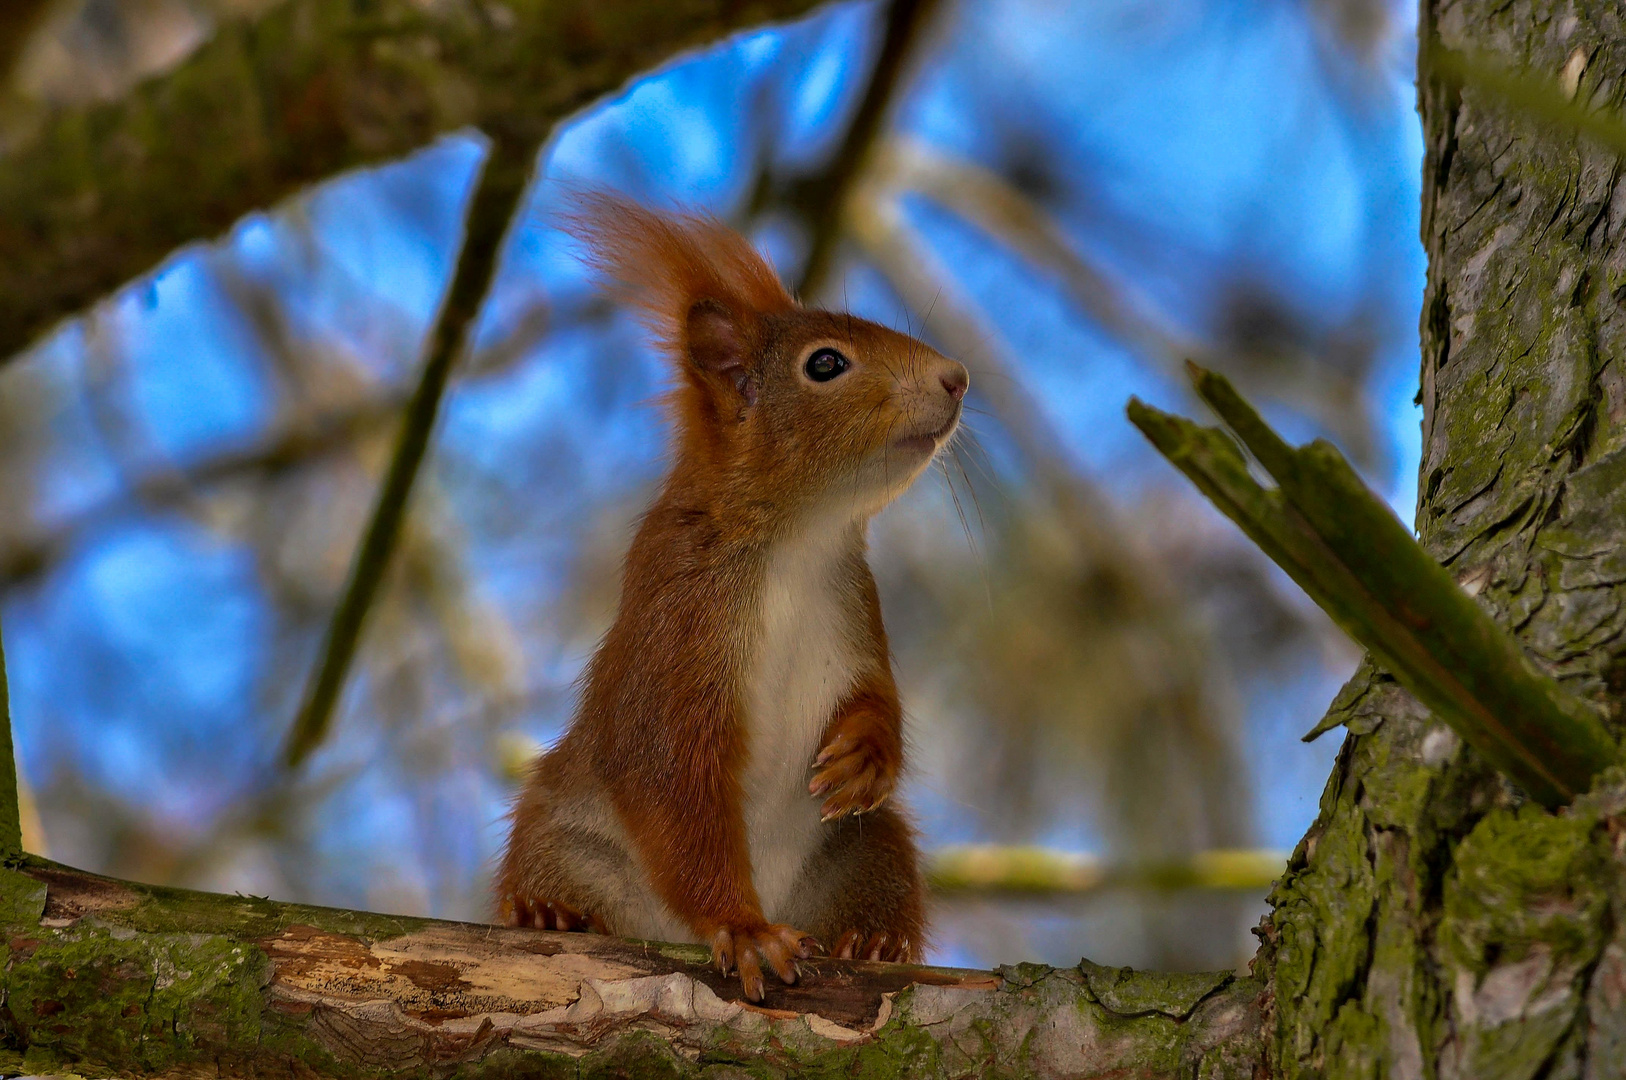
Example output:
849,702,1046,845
1,0,1424,966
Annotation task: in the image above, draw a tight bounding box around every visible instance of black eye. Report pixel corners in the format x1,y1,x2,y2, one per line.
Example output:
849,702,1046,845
804,347,851,383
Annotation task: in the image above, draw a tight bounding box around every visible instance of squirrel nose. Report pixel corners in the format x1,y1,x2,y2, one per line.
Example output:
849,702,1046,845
939,364,969,401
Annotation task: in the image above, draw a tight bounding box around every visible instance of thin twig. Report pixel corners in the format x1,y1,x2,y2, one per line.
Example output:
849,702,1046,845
1128,364,1619,808
281,132,537,769
791,0,944,298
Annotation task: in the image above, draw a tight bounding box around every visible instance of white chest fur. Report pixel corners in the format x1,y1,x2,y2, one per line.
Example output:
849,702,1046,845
740,521,866,920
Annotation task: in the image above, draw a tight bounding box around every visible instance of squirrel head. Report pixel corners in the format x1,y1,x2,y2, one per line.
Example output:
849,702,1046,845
566,193,968,523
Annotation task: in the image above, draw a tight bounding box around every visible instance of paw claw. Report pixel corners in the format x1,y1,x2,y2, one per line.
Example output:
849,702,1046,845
809,727,896,822
503,895,603,934
829,927,910,963
711,922,812,1000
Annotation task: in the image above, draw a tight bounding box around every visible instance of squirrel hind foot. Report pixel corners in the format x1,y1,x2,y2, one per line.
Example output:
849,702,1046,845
504,894,607,934
831,928,912,963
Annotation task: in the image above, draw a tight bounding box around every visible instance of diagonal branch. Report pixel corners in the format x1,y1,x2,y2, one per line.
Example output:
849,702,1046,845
0,0,54,89
280,131,533,769
788,0,943,298
869,138,1376,462
1128,364,1619,807
0,0,825,365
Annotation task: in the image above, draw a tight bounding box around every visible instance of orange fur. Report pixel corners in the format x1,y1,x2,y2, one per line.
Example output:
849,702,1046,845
498,193,964,1000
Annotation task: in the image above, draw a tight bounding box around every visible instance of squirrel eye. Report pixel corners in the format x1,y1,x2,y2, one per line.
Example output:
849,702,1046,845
804,347,851,383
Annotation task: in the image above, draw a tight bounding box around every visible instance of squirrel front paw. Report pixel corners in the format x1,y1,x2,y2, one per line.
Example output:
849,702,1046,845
809,724,898,821
502,894,607,934
710,921,820,1002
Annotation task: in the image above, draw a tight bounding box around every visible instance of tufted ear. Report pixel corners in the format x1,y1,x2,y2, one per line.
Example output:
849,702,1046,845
563,192,792,411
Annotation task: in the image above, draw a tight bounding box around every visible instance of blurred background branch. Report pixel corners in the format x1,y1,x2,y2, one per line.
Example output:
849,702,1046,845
0,0,56,89
783,0,942,297
282,130,534,769
927,845,1286,897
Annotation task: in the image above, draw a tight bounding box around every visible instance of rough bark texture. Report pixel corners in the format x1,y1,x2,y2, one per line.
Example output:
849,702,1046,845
0,0,822,363
1262,3,1626,1077
0,857,1268,1078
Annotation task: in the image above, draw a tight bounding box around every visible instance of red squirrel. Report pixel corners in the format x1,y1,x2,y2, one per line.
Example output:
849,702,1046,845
496,193,967,1001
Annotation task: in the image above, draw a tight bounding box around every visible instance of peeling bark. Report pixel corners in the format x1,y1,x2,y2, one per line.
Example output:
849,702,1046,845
0,0,822,363
0,858,1267,1077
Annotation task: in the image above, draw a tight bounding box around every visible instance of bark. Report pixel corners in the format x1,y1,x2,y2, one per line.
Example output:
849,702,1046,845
1261,3,1626,1077
0,857,1267,1078
0,0,823,363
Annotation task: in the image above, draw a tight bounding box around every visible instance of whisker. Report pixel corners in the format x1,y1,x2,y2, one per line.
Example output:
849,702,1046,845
949,443,989,541
937,454,995,616
945,424,1002,492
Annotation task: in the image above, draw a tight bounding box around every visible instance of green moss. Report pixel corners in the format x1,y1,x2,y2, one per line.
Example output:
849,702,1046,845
1438,804,1607,974
0,866,47,925
3,922,266,1075
445,1047,582,1080
1077,959,1232,1018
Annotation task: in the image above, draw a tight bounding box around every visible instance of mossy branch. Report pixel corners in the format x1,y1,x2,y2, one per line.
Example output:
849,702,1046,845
0,614,20,861
1127,364,1618,808
281,132,533,769
0,856,1267,1077
0,0,825,364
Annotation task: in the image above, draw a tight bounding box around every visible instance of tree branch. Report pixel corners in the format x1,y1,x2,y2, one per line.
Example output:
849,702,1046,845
788,0,942,298
0,0,825,364
1128,364,1619,807
868,138,1377,463
280,126,530,769
0,0,54,90
928,846,1286,896
0,857,1267,1077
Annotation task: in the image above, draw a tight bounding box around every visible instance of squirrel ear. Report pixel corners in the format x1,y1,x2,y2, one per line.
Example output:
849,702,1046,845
686,300,758,407
561,192,793,404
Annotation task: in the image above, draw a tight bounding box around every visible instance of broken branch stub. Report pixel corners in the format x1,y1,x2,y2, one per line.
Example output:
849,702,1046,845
1127,365,1618,807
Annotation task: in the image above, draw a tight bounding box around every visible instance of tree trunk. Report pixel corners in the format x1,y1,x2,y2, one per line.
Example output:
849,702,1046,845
1260,3,1626,1077
0,857,1268,1077
0,0,822,364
